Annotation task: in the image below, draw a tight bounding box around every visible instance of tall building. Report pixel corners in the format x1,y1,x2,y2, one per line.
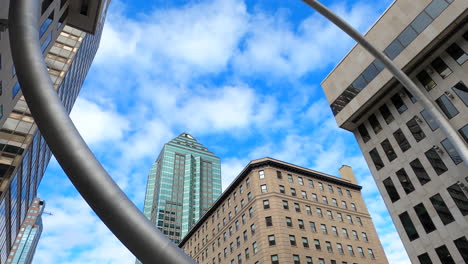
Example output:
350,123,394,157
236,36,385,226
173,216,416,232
142,133,222,244
0,0,110,262
6,198,45,264
321,0,468,263
180,158,389,264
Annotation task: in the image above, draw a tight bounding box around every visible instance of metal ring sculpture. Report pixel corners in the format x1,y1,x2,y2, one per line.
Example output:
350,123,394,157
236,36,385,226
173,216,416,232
8,0,468,263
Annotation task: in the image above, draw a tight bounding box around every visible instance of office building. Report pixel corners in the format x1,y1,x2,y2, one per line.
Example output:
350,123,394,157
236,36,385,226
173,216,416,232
6,198,45,264
180,158,388,264
0,0,110,262
321,0,468,263
142,132,222,244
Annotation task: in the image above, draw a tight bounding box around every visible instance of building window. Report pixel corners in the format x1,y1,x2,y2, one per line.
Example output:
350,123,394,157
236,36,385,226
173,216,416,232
393,129,411,152
314,239,321,250
414,203,436,233
249,207,254,217
312,193,318,202
246,178,250,187
301,191,307,199
263,200,270,209
431,57,452,78
347,215,353,224
332,198,338,207
341,201,347,209
409,159,431,185
347,245,354,256
318,259,325,264
279,185,285,193
337,212,343,222
381,139,397,161
436,95,459,119
369,148,384,170
342,228,349,238
261,184,267,193
357,247,364,257
454,236,468,263
350,203,356,211
368,114,382,134
294,203,301,213
379,104,394,124
447,183,468,216
251,224,256,235
252,242,258,254
352,230,358,240
430,194,455,225
318,182,324,190
407,117,426,142
245,248,250,259
308,179,314,188
399,212,419,241
282,200,289,210
288,174,293,183
356,216,362,226
265,216,273,227
271,255,279,264
243,230,248,241
368,248,375,259
276,171,282,179
325,241,333,252
289,235,297,246
291,188,297,196
237,236,241,247
441,138,463,165
337,243,344,254
316,208,323,217
452,82,468,106
328,185,334,193
417,253,433,264
391,93,408,114
322,196,328,204
295,219,304,229
420,109,439,131
230,242,234,252
362,232,368,241
309,221,316,232
446,42,468,64
302,237,309,248
306,256,312,264
298,177,304,185
425,148,448,175
319,224,327,235
268,235,276,246
332,226,338,236
327,210,333,219
435,245,456,264
358,124,371,143
259,170,265,179
396,168,415,194
416,70,436,91
248,192,252,201
293,255,300,264
242,214,246,224
286,217,292,227
305,205,312,215
241,199,245,208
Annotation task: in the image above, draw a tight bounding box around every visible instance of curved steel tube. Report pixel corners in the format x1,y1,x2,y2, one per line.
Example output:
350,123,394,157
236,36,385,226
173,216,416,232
8,0,195,263
302,0,468,165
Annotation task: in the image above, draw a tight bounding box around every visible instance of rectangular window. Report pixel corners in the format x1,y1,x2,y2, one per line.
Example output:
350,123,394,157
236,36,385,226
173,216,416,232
393,129,411,152
381,139,397,162
288,174,293,183
326,241,333,252
411,11,432,33
294,203,301,212
416,70,436,91
369,148,384,171
446,43,468,64
291,188,297,196
379,104,394,124
322,196,328,204
452,82,468,106
398,25,417,47
346,215,353,224
293,255,300,264
430,194,455,225
436,95,459,119
298,177,304,185
302,237,309,248
342,228,348,238
410,159,431,185
309,221,316,232
396,168,415,194
417,253,433,264
391,93,408,114
259,170,265,179
441,138,463,165
414,203,436,233
347,245,355,256
431,57,452,79
314,239,321,250
362,232,368,241
337,243,344,254
283,200,289,210
277,171,282,179
308,180,314,188
316,208,322,217
289,235,296,246
447,183,468,216
384,39,404,60
263,200,270,209
298,219,305,229
286,217,292,227
260,184,267,193
268,235,276,246
453,236,468,263
321,224,327,235
356,216,362,226
358,124,371,143
318,182,324,190
420,109,439,131
406,117,426,142
425,148,448,175
435,245,456,264
399,212,419,241
301,191,307,199
279,185,285,194
271,255,279,264
265,216,273,227
368,114,382,134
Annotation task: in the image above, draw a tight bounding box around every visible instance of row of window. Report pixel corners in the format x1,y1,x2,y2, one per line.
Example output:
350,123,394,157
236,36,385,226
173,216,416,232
260,170,354,197
261,184,358,211
418,236,468,264
272,255,364,264
399,189,467,242
330,0,465,116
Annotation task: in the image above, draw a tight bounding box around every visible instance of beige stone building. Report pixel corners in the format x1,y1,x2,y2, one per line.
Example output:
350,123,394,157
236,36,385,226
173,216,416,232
321,0,468,263
179,158,388,264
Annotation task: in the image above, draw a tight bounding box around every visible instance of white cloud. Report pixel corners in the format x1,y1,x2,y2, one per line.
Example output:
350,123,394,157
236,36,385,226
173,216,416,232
70,98,130,145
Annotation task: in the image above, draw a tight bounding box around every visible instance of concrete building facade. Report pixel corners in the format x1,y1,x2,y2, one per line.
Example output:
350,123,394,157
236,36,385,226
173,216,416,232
6,198,45,264
322,0,468,263
180,158,388,264
0,0,110,262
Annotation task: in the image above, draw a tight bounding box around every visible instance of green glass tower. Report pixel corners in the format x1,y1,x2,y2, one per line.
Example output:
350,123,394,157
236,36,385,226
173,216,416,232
143,132,221,243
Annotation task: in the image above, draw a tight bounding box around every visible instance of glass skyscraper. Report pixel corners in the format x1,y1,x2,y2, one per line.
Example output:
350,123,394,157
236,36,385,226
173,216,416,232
142,133,222,244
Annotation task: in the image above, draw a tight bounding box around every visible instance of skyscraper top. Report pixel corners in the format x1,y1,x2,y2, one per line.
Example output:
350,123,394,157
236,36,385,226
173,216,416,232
166,132,216,156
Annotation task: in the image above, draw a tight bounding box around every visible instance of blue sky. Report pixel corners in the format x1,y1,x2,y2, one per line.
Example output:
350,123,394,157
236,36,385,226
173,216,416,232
35,0,411,263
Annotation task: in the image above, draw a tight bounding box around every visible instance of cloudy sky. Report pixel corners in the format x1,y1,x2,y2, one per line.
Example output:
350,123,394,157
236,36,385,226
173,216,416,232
35,0,411,263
